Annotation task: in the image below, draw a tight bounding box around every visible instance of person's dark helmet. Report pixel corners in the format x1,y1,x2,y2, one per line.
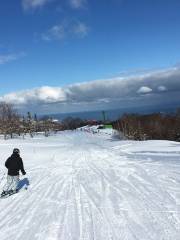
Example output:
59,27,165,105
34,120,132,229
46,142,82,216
13,148,20,154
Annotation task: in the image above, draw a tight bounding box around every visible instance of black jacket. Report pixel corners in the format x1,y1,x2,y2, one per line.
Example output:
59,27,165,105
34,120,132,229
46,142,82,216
5,153,26,176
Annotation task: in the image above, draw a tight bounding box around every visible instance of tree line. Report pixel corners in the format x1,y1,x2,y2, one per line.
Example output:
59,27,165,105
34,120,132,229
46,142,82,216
0,102,90,139
0,102,63,139
112,109,180,141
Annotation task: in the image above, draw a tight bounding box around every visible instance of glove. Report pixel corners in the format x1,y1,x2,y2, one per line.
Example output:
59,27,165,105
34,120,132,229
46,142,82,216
22,171,26,175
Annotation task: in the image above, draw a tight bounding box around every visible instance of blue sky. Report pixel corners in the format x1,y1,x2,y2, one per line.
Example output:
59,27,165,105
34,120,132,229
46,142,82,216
1,0,180,113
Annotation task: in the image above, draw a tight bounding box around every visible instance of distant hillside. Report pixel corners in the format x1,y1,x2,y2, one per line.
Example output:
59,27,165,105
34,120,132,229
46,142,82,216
41,104,179,121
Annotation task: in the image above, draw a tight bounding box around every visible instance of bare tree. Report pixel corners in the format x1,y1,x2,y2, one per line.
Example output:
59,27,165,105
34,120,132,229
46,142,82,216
113,110,180,142
0,102,20,139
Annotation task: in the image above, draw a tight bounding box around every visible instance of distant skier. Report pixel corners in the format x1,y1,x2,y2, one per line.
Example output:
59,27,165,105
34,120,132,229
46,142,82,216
1,148,26,197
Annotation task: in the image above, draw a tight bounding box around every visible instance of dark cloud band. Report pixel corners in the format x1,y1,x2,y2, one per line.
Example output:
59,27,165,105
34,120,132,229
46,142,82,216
1,66,180,113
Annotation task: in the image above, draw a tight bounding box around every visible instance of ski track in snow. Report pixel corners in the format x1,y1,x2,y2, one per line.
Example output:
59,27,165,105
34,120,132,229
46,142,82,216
0,131,180,239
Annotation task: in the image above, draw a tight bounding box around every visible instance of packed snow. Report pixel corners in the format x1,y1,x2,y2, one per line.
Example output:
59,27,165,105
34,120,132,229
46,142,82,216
0,130,180,240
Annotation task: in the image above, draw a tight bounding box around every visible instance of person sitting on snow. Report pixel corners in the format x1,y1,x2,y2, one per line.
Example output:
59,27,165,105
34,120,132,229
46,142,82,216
1,148,26,196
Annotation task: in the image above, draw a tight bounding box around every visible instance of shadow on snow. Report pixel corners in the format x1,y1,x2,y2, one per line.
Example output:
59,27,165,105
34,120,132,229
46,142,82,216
18,178,30,191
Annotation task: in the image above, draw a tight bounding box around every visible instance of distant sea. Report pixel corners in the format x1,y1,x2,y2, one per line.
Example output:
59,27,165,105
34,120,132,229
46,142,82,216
43,104,179,121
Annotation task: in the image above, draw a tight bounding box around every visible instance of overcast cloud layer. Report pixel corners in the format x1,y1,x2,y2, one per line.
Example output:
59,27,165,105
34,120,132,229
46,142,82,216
1,66,180,114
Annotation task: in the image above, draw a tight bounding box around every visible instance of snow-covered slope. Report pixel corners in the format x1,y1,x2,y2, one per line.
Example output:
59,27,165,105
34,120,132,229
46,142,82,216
0,131,180,240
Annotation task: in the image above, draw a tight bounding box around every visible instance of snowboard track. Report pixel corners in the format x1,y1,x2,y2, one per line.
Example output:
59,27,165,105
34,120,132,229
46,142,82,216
0,131,180,240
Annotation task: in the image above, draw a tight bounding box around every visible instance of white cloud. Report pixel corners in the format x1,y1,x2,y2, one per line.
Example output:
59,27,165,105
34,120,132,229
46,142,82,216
22,0,52,10
157,85,167,92
71,22,89,38
69,0,87,9
1,86,66,105
1,66,180,113
37,86,66,102
42,24,65,41
42,20,89,41
137,86,152,94
0,52,26,65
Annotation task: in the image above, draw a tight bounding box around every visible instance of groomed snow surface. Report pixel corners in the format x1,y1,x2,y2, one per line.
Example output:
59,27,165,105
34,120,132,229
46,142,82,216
0,130,180,240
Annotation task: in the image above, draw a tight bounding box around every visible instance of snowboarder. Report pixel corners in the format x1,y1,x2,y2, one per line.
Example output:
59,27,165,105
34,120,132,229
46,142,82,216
1,148,26,197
